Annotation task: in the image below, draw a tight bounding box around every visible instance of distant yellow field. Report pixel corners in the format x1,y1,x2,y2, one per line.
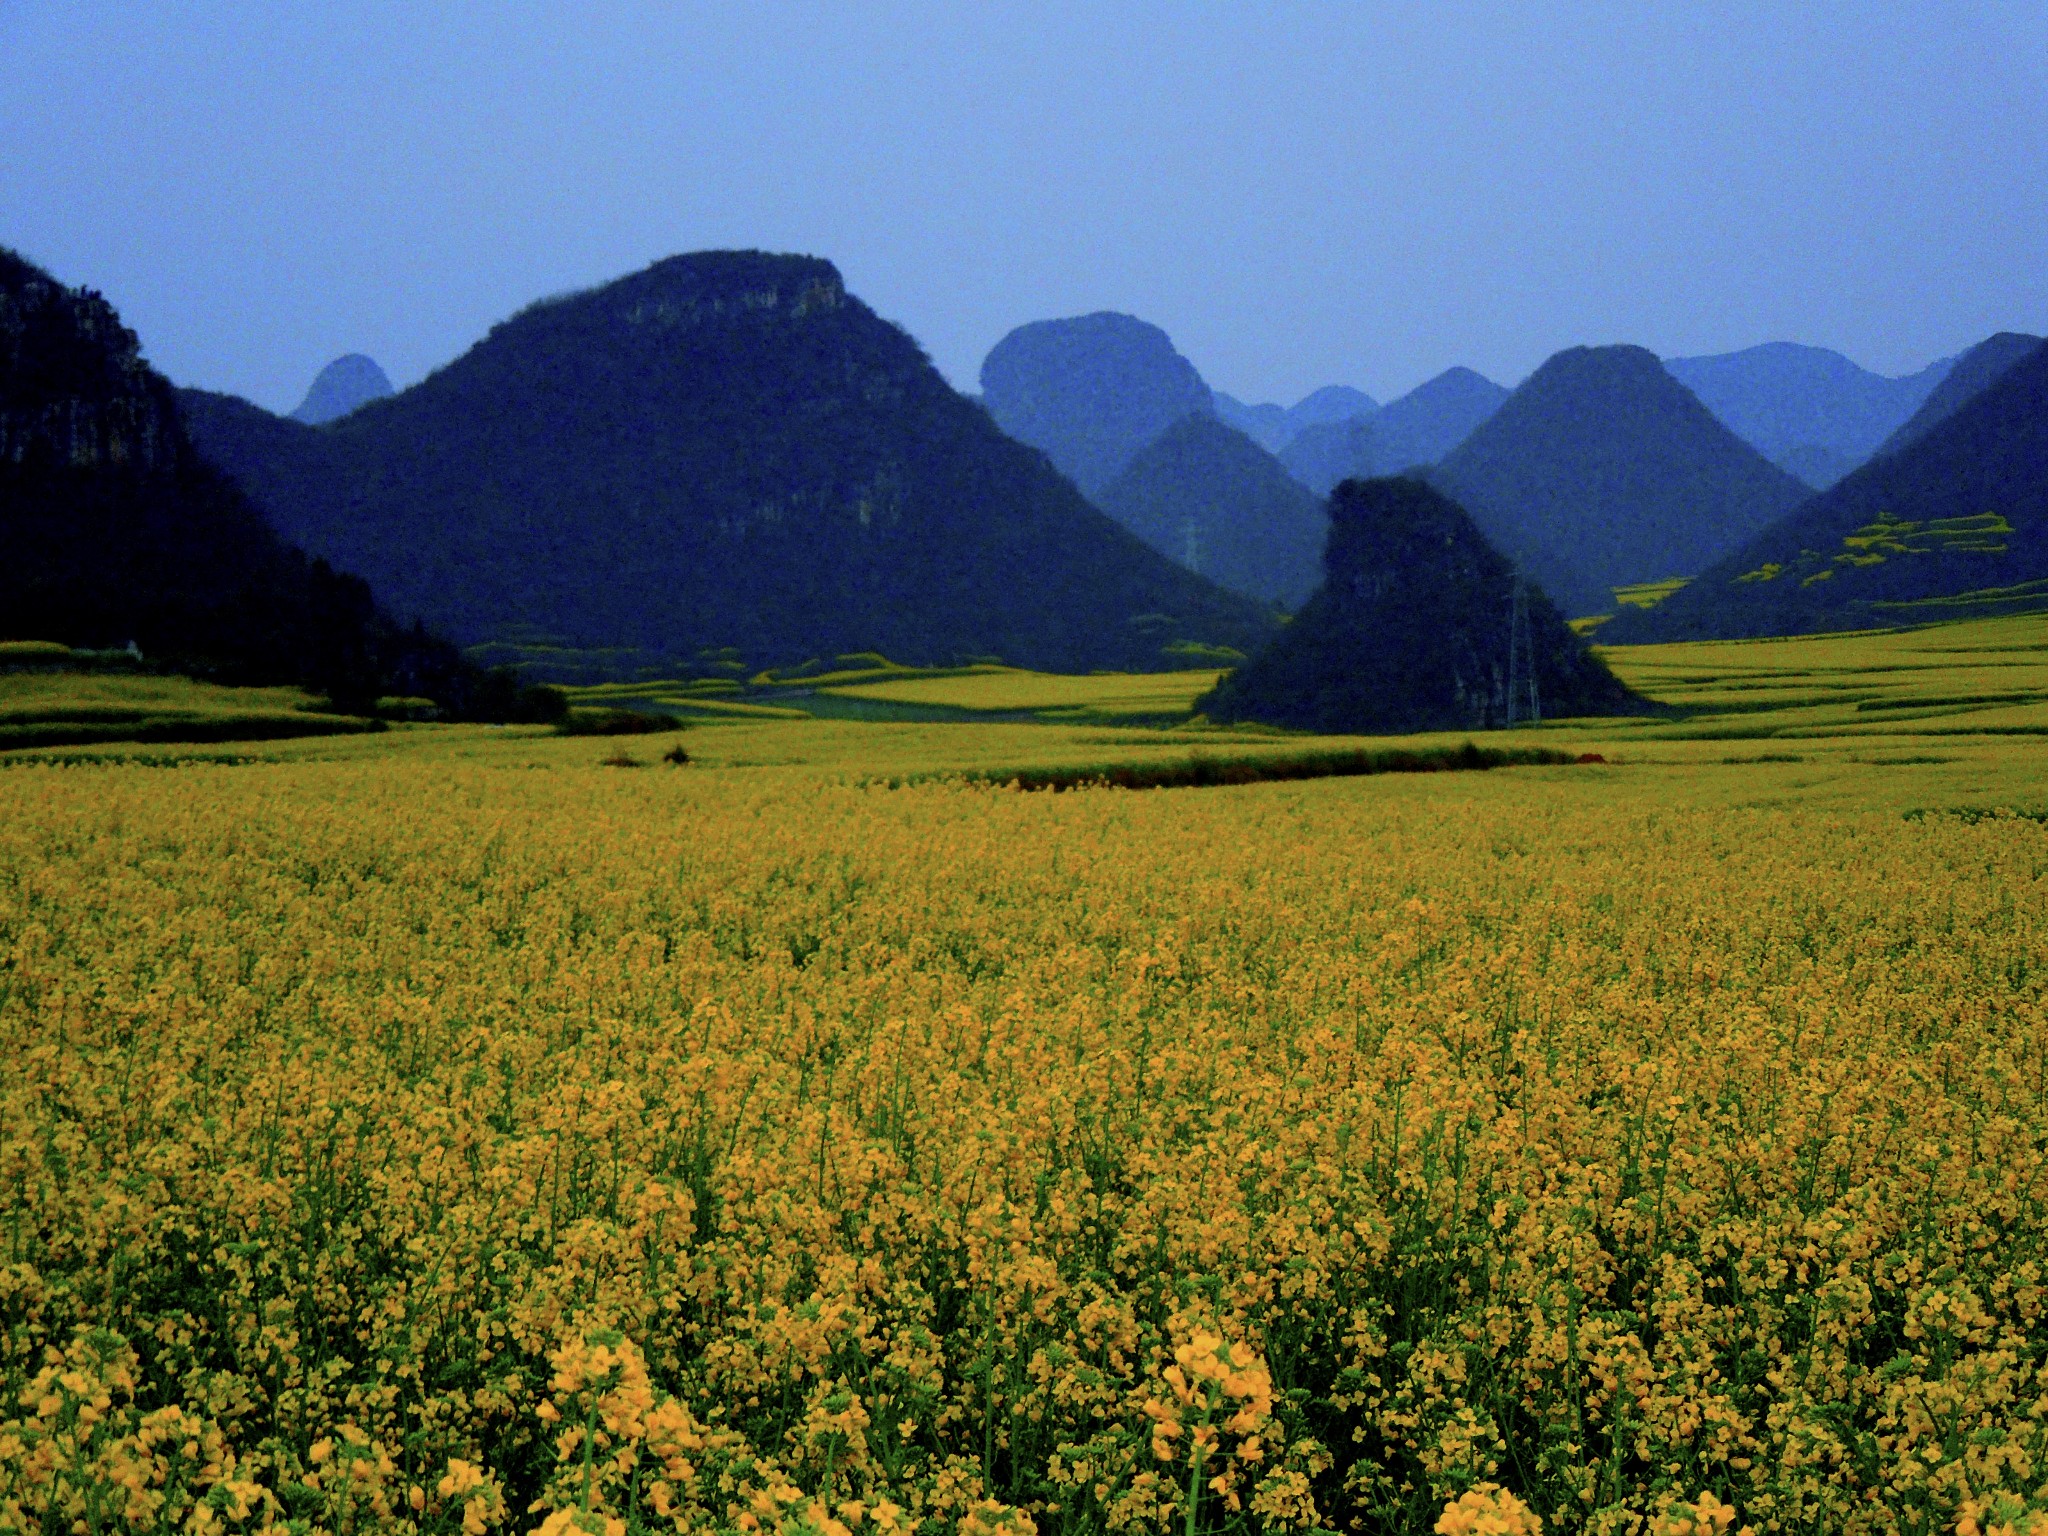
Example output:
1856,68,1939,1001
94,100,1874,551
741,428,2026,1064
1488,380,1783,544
821,665,1227,719
1597,610,2048,738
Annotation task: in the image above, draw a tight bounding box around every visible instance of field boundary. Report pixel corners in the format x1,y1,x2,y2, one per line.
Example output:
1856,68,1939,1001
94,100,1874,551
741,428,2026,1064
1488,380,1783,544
872,741,1594,792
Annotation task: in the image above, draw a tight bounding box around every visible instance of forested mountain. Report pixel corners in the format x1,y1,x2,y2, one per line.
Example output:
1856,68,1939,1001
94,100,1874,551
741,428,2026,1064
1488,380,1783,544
291,353,393,423
1094,415,1325,608
1200,476,1643,733
0,248,509,712
977,312,1214,496
1873,332,2042,458
1278,366,1509,493
181,253,1275,674
1607,337,2048,641
1662,341,1952,488
1432,345,1812,616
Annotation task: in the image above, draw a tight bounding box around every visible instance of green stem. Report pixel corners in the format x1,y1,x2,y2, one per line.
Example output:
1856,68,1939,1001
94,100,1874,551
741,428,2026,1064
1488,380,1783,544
1185,1388,1217,1536
581,1393,599,1514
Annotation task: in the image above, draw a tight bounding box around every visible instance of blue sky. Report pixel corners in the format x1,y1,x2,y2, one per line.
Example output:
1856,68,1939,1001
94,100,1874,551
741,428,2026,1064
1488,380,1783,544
4,2,2045,411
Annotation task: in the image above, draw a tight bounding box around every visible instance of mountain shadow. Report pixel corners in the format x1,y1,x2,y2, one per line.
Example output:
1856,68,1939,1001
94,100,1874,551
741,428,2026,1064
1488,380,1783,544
978,312,1214,495
291,353,394,424
1200,477,1645,734
1431,345,1812,616
1663,342,1952,489
1607,336,2048,642
180,253,1276,675
1873,332,2043,459
1095,415,1326,608
0,248,524,714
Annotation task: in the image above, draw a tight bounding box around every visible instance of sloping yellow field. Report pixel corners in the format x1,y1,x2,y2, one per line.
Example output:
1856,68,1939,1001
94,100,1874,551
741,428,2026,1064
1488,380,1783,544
1597,612,2048,737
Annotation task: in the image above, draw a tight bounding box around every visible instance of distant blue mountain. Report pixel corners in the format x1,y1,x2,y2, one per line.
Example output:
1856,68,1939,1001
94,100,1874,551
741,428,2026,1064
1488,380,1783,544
1213,385,1379,454
979,313,1213,496
1662,342,1952,489
1432,345,1810,617
1095,415,1325,608
290,353,394,424
1278,366,1508,493
1211,392,1291,451
1611,336,2048,641
1365,367,1510,472
1286,385,1377,432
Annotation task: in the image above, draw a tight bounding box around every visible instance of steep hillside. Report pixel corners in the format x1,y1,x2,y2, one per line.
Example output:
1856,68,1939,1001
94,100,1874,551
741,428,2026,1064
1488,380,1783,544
1432,345,1812,616
182,254,1274,674
1663,341,1951,487
1608,337,2048,641
1200,476,1644,733
978,312,1213,495
1368,367,1510,471
1874,332,2042,458
291,353,393,423
1094,415,1325,608
0,248,495,711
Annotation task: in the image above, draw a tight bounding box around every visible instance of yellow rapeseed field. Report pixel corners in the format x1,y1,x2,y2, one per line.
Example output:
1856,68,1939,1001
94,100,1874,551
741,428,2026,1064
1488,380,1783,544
4,641,2048,1535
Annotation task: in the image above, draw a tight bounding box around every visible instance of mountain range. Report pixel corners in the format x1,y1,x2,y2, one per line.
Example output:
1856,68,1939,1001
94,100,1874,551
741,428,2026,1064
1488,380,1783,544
1212,384,1379,453
1200,476,1644,732
180,253,1275,676
1279,366,1511,493
1607,336,2048,642
1431,345,1813,616
1094,414,1325,608
1662,342,1953,489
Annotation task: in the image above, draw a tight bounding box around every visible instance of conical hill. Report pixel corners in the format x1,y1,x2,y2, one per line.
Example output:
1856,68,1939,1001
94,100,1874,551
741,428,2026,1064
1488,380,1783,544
1095,415,1325,608
1199,476,1646,733
1432,345,1811,616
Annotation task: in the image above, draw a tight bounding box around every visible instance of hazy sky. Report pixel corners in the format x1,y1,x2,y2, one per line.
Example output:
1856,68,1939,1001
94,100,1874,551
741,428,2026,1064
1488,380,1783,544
5,3,2046,413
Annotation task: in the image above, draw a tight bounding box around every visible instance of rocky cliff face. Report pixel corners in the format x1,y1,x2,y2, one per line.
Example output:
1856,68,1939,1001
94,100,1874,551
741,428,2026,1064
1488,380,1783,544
0,252,182,474
1200,476,1644,733
978,312,1214,496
